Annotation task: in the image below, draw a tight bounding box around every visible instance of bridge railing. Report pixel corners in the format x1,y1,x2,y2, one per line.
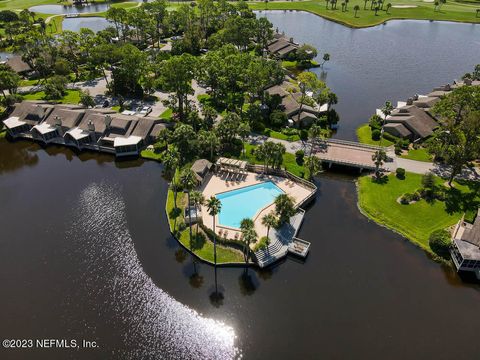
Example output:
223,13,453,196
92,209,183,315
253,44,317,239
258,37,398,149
326,138,386,151
317,155,378,170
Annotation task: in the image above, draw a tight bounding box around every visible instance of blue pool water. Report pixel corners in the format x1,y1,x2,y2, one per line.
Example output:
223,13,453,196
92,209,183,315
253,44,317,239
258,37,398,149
217,181,284,228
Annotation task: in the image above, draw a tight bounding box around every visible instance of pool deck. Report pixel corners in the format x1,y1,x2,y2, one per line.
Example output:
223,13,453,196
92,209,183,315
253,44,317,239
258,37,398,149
199,171,313,243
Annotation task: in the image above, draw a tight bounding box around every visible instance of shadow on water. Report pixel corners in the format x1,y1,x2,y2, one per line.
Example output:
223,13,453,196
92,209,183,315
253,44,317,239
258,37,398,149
0,139,39,174
1,137,152,170
238,268,259,296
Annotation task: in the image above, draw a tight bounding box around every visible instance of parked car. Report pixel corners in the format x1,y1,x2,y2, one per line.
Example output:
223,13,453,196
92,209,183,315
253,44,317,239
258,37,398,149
102,100,110,108
138,106,152,116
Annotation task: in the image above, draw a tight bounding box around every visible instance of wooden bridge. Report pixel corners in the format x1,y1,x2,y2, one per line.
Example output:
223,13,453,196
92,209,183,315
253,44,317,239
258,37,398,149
315,139,385,171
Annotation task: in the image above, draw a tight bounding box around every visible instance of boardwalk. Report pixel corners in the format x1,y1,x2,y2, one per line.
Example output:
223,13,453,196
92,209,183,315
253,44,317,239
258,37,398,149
315,139,381,171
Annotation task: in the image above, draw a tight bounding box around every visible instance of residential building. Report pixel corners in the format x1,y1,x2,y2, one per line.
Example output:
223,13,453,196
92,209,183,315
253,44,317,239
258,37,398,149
450,212,480,279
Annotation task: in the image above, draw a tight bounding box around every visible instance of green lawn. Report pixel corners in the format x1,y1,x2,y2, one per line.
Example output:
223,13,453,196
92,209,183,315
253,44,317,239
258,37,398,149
400,148,433,162
19,79,41,87
249,0,480,28
240,143,306,177
140,149,163,161
356,124,395,147
357,172,480,259
166,190,244,264
22,90,81,104
262,128,301,142
159,108,173,120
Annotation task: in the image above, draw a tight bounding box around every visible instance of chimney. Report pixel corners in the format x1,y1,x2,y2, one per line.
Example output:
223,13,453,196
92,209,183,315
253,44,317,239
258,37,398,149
88,120,96,143
104,114,112,129
54,115,63,136
406,97,413,105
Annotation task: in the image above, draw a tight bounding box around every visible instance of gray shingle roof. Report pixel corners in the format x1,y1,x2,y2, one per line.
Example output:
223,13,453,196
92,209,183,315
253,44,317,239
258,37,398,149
384,123,412,138
387,106,438,139
5,55,31,73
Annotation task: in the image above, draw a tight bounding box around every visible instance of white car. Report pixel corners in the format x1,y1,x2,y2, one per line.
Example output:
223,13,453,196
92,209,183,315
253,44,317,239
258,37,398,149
138,106,152,116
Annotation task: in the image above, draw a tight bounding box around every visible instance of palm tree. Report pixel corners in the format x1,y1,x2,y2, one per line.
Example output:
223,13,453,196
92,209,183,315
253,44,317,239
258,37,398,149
163,148,179,206
386,3,392,13
321,53,330,67
180,169,198,250
371,0,376,10
274,194,296,224
261,213,277,241
341,2,346,12
256,144,269,173
354,4,360,16
372,149,387,179
364,0,369,10
345,0,349,10
380,100,393,147
190,190,205,235
476,9,479,17
157,128,170,151
240,218,256,264
325,0,329,9
237,122,250,156
378,0,384,10
374,5,380,15
206,196,222,265
308,125,322,157
305,156,321,180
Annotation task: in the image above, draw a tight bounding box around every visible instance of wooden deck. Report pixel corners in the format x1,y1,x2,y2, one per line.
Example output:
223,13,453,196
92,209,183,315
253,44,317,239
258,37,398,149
288,237,310,258
315,139,384,171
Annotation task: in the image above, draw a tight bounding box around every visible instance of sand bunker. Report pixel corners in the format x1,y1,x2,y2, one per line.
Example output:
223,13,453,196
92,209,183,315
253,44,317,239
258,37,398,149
392,4,418,8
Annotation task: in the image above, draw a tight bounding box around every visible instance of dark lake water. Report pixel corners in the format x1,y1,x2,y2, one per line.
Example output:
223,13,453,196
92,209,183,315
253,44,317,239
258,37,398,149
62,17,111,33
30,4,112,15
1,140,479,359
258,11,480,140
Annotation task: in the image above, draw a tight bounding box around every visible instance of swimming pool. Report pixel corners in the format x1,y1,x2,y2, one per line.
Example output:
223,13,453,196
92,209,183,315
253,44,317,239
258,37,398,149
217,181,284,229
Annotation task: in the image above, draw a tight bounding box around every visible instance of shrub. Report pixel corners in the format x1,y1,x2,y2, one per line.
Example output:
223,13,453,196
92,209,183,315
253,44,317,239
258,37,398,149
383,131,400,143
254,236,270,251
412,191,421,201
400,193,413,204
422,172,435,190
269,110,287,128
394,143,402,155
295,149,305,165
429,229,451,259
44,75,67,100
371,129,381,141
300,129,308,140
369,114,382,130
396,168,405,179
251,120,265,132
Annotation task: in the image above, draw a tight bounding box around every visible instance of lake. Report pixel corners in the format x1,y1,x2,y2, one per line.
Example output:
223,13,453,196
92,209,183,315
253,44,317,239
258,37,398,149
62,17,111,32
257,11,480,140
0,139,479,359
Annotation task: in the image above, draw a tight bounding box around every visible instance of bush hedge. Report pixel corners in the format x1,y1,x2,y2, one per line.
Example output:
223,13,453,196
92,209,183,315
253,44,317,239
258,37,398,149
428,229,452,259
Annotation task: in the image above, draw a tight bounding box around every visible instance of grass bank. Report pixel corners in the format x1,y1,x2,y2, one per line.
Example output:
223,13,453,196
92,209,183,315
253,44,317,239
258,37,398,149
249,0,480,28
166,189,245,264
400,147,433,162
239,142,306,177
357,172,479,259
22,89,81,104
356,124,395,147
